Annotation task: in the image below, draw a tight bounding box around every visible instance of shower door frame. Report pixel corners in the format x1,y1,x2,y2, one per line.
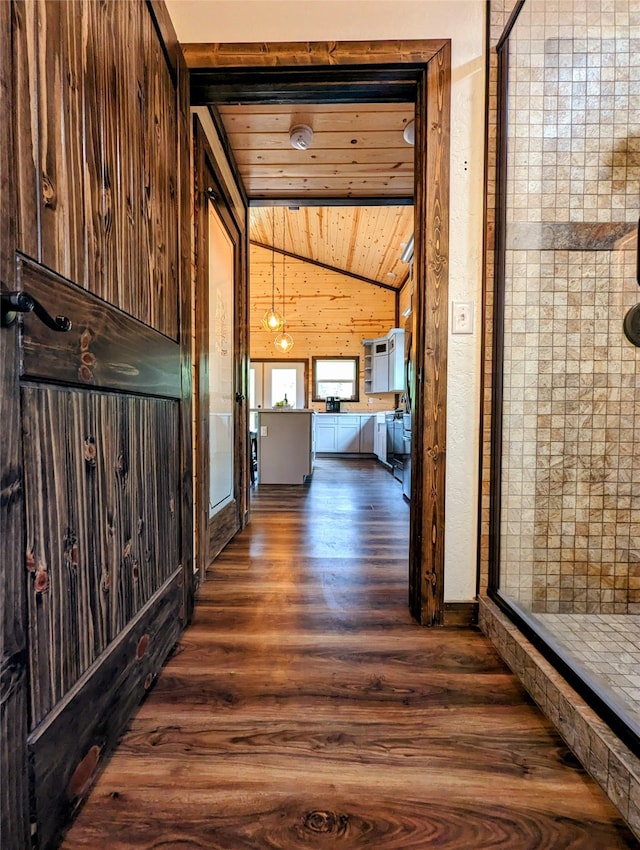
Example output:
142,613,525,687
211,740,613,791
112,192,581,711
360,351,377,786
486,0,640,758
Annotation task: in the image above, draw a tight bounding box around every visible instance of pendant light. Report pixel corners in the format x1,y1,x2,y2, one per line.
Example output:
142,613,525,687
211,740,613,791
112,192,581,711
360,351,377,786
261,208,284,333
274,207,294,352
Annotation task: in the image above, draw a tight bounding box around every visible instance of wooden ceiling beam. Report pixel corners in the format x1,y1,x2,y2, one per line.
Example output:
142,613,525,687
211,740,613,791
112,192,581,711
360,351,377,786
191,69,420,106
250,241,399,291
247,197,413,207
183,40,448,68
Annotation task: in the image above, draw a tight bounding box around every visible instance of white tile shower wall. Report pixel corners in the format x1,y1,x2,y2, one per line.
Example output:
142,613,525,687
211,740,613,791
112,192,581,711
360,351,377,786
499,0,640,614
506,0,640,226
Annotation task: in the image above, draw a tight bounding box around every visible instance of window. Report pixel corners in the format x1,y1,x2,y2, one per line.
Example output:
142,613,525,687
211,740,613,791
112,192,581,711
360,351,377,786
312,357,359,401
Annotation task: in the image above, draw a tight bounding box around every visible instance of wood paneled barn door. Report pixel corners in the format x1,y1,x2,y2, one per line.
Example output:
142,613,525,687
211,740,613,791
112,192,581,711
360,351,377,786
12,257,185,850
0,2,192,849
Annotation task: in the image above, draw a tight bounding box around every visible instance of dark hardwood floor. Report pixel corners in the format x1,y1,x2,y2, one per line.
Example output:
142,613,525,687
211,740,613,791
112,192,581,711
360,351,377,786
60,458,638,849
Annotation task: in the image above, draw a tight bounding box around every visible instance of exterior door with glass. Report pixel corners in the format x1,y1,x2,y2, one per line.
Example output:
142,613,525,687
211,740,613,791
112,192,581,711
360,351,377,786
249,360,307,431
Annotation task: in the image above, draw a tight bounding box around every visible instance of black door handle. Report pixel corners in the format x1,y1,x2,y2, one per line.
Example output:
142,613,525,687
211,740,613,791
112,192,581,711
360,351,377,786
623,218,640,347
235,392,245,403
1,290,72,331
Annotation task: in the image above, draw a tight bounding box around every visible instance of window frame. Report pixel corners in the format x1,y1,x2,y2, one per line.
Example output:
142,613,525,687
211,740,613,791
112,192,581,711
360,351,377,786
312,356,360,402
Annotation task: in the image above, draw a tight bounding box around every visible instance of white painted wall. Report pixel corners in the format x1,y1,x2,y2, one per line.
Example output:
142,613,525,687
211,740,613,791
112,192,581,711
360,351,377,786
167,0,486,603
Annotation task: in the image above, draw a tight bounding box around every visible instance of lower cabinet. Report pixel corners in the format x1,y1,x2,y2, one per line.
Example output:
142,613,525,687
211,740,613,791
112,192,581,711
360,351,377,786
359,414,375,453
315,414,375,454
315,415,339,452
336,416,361,452
258,410,315,483
374,412,388,461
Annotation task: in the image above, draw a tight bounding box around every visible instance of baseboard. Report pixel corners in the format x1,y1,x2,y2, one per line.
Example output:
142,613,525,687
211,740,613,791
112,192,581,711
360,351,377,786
443,601,479,627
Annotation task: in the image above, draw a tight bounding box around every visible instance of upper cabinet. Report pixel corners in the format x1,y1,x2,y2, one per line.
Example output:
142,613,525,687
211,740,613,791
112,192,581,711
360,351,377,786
363,329,405,394
387,329,405,393
372,337,390,393
363,341,373,394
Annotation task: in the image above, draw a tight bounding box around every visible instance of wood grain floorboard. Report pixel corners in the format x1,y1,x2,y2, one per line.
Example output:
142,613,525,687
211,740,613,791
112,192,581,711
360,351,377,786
60,459,638,849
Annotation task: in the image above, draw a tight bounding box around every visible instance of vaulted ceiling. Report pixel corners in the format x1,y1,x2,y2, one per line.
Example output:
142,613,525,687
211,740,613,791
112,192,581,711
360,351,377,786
217,102,414,200
248,205,413,290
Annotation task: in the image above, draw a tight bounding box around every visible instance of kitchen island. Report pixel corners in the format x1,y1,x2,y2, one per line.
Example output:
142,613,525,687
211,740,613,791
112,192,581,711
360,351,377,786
257,409,316,484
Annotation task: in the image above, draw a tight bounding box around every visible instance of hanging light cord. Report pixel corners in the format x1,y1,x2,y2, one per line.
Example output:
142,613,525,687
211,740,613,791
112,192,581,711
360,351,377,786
271,208,276,312
281,207,286,330
261,207,283,333
274,207,294,352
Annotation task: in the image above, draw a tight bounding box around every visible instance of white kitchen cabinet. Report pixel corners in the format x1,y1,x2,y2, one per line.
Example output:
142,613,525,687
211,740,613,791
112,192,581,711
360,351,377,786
359,414,375,453
314,414,375,454
387,328,405,392
368,331,405,394
336,415,361,452
362,340,373,394
372,337,390,393
315,415,338,452
374,412,388,461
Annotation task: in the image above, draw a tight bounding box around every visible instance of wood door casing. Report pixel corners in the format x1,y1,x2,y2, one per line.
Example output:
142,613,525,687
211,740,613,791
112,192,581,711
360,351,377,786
194,117,249,573
187,42,451,624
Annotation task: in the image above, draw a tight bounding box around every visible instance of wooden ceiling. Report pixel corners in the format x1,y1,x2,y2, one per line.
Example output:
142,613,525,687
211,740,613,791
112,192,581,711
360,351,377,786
219,103,415,288
249,205,414,290
217,103,415,200
199,81,416,288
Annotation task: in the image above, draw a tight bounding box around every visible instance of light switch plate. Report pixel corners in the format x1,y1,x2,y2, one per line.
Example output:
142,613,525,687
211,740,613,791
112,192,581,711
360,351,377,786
451,301,474,334
260,426,268,436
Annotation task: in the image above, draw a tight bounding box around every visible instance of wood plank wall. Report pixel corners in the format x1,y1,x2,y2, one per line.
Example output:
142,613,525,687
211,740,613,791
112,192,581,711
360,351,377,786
13,0,179,339
250,244,397,411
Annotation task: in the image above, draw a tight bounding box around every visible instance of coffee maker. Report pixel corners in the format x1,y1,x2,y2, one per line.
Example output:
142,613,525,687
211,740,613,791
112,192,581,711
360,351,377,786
325,396,341,412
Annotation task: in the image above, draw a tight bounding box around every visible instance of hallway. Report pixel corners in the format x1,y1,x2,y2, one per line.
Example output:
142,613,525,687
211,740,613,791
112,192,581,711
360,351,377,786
60,459,637,849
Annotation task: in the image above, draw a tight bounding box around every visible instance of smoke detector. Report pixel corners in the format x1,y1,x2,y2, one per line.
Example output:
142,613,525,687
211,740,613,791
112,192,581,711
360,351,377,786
289,124,314,150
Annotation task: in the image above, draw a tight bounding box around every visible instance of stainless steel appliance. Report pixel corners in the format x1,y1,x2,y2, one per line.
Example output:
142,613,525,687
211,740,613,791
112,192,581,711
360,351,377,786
402,312,415,500
402,412,411,501
325,396,340,412
404,313,414,419
386,410,406,483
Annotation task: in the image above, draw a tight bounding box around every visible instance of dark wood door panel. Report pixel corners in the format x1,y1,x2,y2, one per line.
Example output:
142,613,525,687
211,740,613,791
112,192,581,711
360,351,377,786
17,255,181,397
1,4,30,846
5,3,192,848
28,568,182,850
14,0,179,339
22,384,180,726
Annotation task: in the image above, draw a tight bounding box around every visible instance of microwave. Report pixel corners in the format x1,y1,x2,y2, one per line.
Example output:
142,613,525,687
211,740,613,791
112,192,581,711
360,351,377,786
325,396,341,412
